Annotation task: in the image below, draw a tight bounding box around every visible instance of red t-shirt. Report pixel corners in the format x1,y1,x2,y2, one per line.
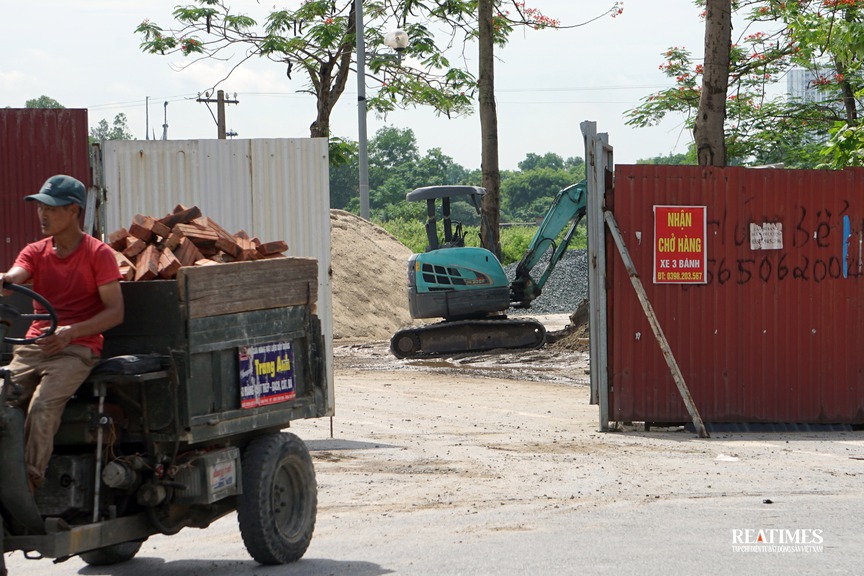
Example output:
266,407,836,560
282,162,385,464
14,234,122,355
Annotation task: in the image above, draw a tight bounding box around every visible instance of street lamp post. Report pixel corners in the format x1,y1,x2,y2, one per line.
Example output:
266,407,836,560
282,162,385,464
355,0,370,220
356,0,408,220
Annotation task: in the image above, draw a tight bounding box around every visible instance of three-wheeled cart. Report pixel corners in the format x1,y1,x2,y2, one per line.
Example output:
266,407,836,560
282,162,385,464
0,258,329,574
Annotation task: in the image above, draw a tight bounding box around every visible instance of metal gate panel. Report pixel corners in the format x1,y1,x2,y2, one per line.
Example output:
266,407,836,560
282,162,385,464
608,165,864,424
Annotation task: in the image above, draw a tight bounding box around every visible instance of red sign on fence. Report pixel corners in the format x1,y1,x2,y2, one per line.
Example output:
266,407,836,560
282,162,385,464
653,205,707,284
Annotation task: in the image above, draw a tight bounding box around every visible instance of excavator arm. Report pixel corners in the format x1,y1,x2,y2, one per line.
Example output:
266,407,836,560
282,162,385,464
510,180,587,308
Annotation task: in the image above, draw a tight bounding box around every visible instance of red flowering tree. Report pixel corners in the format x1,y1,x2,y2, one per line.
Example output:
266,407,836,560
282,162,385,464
628,0,864,168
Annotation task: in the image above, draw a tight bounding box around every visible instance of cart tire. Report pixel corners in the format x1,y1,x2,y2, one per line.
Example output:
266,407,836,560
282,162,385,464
79,541,143,566
238,432,317,564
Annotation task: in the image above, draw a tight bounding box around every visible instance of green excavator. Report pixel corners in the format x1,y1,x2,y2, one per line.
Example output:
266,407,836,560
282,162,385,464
390,181,587,358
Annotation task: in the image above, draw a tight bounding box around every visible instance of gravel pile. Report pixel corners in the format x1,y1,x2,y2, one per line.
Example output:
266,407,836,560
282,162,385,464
505,249,589,315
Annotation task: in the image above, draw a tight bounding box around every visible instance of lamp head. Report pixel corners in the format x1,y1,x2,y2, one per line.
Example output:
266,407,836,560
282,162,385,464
384,29,409,52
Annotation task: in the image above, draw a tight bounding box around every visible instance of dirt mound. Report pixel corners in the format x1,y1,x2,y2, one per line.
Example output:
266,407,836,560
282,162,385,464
548,322,590,352
330,210,414,341
547,298,590,352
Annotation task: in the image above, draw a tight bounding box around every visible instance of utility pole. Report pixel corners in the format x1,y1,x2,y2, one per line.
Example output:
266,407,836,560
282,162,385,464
196,90,240,139
161,101,169,141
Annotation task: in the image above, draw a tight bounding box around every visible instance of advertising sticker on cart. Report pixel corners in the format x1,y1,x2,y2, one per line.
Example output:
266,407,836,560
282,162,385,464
239,341,297,408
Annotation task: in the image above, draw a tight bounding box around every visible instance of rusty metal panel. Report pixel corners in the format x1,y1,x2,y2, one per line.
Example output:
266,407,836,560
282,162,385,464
608,165,864,424
0,109,90,267
100,138,334,413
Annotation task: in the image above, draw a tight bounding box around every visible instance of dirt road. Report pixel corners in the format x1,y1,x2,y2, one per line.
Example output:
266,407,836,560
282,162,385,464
5,324,863,574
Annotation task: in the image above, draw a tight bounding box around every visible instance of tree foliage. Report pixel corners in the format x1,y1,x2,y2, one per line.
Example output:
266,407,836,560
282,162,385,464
138,0,620,228
90,113,135,142
330,125,584,233
628,0,864,168
637,150,697,165
136,1,476,138
25,95,64,109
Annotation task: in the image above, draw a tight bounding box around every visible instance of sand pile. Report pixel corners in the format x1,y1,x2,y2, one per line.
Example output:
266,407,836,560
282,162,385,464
330,210,414,341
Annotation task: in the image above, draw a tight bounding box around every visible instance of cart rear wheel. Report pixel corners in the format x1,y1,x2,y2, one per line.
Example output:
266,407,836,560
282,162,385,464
237,432,317,564
79,540,143,566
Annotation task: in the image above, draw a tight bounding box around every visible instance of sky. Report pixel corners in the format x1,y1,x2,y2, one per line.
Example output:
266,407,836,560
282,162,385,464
1,1,719,170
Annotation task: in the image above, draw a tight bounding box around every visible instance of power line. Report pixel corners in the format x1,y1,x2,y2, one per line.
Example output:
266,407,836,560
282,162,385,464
83,84,670,111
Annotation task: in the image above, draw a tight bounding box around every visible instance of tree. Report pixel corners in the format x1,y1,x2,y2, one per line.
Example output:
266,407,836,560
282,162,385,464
368,125,420,173
329,138,359,209
90,113,135,142
471,1,620,258
138,1,620,226
136,1,475,139
637,151,696,165
518,152,565,172
25,95,64,108
628,1,864,168
500,152,585,222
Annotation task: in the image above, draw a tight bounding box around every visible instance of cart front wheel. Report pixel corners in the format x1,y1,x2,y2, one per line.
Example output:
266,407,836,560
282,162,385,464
237,432,317,564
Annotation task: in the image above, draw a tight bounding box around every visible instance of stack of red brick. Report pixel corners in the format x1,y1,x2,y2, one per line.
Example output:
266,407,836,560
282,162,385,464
108,205,288,281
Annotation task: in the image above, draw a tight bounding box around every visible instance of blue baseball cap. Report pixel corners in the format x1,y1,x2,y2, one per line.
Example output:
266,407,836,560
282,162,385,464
25,175,86,207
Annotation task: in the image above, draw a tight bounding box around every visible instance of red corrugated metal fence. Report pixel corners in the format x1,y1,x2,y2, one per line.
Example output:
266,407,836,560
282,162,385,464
0,108,91,267
608,165,864,424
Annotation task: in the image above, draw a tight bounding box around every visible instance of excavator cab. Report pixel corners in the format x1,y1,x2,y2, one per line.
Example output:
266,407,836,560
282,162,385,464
407,185,489,252
403,186,510,321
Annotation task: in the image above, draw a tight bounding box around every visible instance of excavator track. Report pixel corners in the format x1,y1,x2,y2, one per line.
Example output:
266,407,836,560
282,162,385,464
390,318,546,359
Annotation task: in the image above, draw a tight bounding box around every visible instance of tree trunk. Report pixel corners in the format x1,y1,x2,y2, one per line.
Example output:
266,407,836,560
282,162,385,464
309,2,356,139
694,0,732,167
478,0,501,259
840,8,858,126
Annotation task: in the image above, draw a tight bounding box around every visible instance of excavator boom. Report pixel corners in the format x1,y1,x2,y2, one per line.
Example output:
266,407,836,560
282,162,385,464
510,181,587,308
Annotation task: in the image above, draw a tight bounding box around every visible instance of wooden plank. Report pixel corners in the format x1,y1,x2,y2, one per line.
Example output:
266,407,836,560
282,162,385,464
193,216,242,258
134,245,161,281
129,214,157,243
174,223,218,252
238,248,261,262
174,237,204,267
215,236,242,259
113,251,135,270
108,228,129,251
157,205,202,229
194,216,233,240
164,229,183,252
256,240,288,256
158,249,182,279
177,258,318,319
122,237,147,260
187,306,307,354
118,265,135,281
150,219,171,239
